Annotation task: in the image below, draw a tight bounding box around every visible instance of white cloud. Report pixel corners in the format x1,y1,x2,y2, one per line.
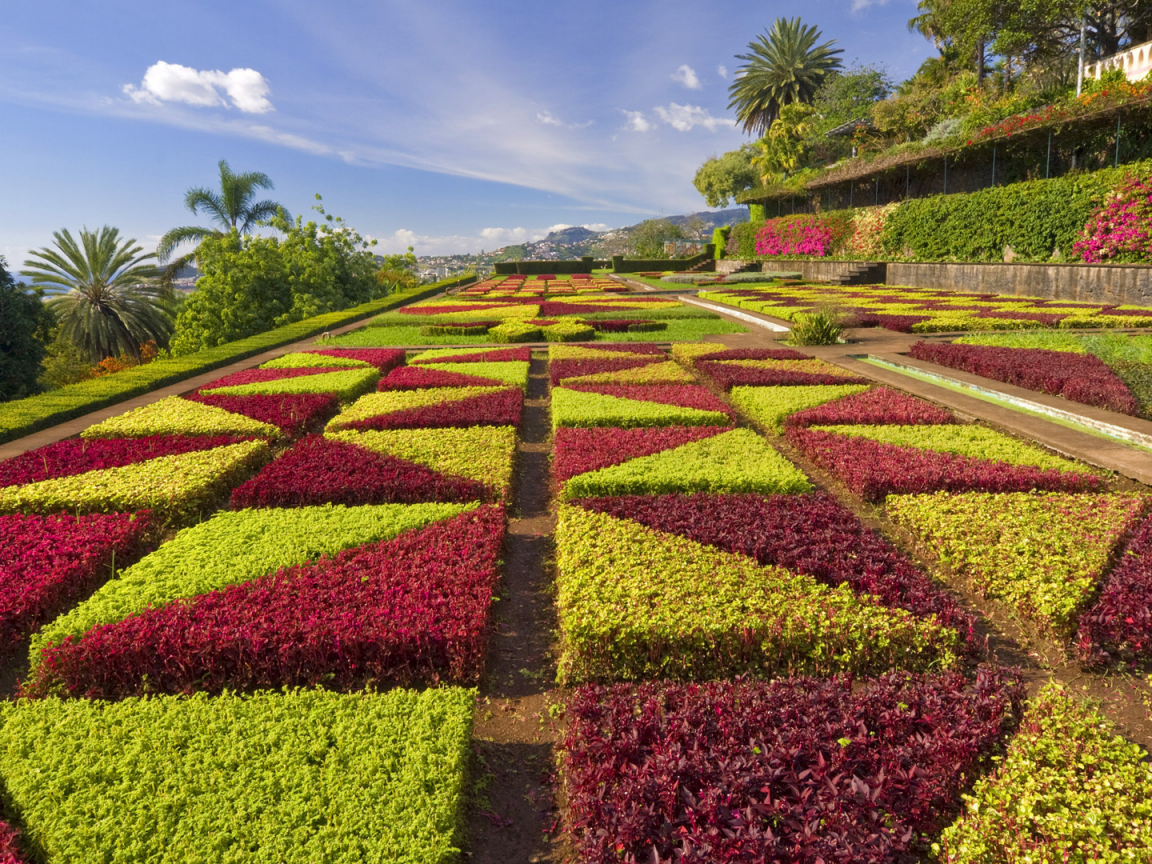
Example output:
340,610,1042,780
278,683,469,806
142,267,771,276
122,62,274,113
671,65,702,90
717,64,728,79
536,110,562,126
851,0,889,10
377,223,619,256
621,109,653,132
652,103,735,132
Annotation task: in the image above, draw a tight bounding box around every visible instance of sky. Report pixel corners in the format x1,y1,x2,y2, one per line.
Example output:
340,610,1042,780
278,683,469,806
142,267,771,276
0,0,936,267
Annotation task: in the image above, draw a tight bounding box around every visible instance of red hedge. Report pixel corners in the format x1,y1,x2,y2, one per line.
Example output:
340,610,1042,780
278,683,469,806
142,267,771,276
197,366,346,391
788,428,1102,501
412,347,531,364
185,393,339,436
229,435,488,508
563,667,1023,864
786,387,956,428
695,347,810,362
337,388,523,431
698,361,868,390
563,384,732,413
307,348,406,372
549,357,658,385
27,506,505,699
398,303,511,315
378,367,502,390
0,512,152,650
0,435,249,487
553,426,731,482
1078,514,1152,668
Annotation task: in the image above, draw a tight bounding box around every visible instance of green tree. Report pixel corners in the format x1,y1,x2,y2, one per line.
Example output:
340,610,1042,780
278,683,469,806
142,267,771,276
0,256,48,401
157,159,288,282
728,17,843,137
377,246,420,294
693,145,760,207
627,219,684,259
171,197,382,355
751,103,818,184
22,227,171,363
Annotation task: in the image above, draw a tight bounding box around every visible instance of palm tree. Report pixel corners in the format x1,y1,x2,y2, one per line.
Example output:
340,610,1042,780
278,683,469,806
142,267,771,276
22,227,172,363
157,159,288,281
728,17,843,137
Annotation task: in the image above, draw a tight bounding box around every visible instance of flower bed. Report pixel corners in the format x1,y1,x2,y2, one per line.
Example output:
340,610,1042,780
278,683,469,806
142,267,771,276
731,384,870,432
0,513,151,652
197,366,341,389
552,426,730,482
26,506,504,697
261,348,405,372
562,668,1022,864
201,367,380,402
0,687,473,862
560,360,695,386
552,386,732,429
937,683,1152,863
410,346,532,364
260,352,369,369
0,440,270,525
697,359,869,390
786,386,956,427
547,343,665,360
560,428,811,499
907,341,1139,415
788,429,1101,501
228,435,488,508
328,387,522,431
548,357,658,386
555,504,959,684
1078,513,1152,668
184,393,339,436
0,823,24,864
378,366,503,390
418,360,530,390
81,396,281,439
888,491,1143,636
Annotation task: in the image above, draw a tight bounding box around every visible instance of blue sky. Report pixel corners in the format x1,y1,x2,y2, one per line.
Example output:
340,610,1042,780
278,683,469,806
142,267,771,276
0,0,935,266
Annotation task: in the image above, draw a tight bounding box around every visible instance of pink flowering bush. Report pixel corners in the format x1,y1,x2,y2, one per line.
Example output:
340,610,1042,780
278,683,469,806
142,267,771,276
756,215,835,257
1074,175,1152,263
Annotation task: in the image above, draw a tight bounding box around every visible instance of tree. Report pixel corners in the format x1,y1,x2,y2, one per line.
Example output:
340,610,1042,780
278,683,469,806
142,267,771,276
751,103,818,184
22,227,171,363
377,246,420,294
728,17,843,137
0,256,48,401
694,145,761,207
627,219,684,259
157,159,288,282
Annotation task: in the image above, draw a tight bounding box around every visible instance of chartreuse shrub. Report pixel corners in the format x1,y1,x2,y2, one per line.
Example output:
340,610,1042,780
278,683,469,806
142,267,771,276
888,492,1144,636
562,361,695,386
936,682,1152,863
0,440,269,525
327,387,509,431
0,687,473,862
542,321,595,342
555,505,959,684
561,429,811,499
202,367,379,402
489,321,542,343
81,396,281,439
259,352,370,369
418,361,529,390
731,384,869,433
551,388,730,429
328,427,517,499
29,502,472,664
812,424,1091,474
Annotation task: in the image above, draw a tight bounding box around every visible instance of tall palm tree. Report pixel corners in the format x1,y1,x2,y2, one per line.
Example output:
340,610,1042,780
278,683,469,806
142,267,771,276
22,227,172,363
728,17,843,137
157,159,288,281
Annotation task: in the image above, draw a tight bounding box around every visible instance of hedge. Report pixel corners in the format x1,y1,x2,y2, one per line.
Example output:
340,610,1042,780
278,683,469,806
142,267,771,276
0,277,471,445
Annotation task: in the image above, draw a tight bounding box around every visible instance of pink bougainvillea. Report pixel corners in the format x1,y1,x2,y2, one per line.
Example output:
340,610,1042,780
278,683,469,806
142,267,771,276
755,214,837,257
27,506,505,698
1073,174,1152,263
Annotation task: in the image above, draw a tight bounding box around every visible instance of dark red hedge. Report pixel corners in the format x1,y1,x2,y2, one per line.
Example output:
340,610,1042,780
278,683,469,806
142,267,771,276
563,667,1023,864
1078,513,1152,668
229,435,488,509
0,512,152,650
337,387,523,431
698,361,869,390
787,428,1102,502
786,387,956,428
553,426,731,482
577,342,666,355
306,348,406,372
694,347,810,362
378,366,502,390
563,384,732,413
412,347,531,364
184,393,339,436
197,366,346,391
398,303,511,315
873,315,933,332
27,506,505,698
549,357,658,386
907,342,1139,416
0,435,249,487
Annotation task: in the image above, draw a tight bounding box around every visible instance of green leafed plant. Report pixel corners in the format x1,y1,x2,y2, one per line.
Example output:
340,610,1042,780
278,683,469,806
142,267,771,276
81,396,280,439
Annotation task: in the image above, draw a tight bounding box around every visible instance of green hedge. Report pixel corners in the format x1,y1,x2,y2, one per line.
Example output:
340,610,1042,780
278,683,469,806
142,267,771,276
610,251,712,273
492,260,606,274
0,276,474,445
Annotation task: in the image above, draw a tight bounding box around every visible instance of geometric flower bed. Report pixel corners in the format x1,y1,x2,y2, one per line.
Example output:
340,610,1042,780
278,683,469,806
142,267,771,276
415,361,530,390
555,503,960,684
0,687,473,862
183,392,339,436
562,667,1023,864
327,387,523,431
547,343,666,361
936,682,1152,863
1078,512,1152,668
557,360,696,386
552,426,731,482
260,347,406,372
548,357,661,386
551,385,732,429
410,346,532,364
0,512,151,653
24,505,505,698
0,440,271,525
785,386,958,428
730,384,870,432
28,502,474,667
887,491,1145,636
697,358,870,390
379,366,503,390
80,396,281,439
907,341,1140,415
200,367,380,402
228,434,489,508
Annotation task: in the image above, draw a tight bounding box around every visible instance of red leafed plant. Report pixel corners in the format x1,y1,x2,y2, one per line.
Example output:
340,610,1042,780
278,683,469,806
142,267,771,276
576,492,975,648
0,435,249,487
229,435,489,508
562,667,1023,864
378,367,502,390
306,348,406,372
0,821,26,864
788,428,1102,502
0,512,152,650
196,366,347,391
549,358,658,385
553,426,731,482
1078,513,1152,668
908,342,1138,416
563,384,732,413
25,506,505,699
412,347,531,364
184,393,339,436
698,361,868,390
337,388,523,431
399,303,511,315
786,387,956,428
694,347,811,362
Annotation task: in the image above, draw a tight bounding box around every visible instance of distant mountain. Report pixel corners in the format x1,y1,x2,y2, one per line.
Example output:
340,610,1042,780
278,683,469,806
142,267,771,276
543,225,598,245
663,209,747,230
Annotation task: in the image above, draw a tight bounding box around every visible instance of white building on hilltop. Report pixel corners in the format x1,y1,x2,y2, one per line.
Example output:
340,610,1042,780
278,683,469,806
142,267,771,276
1086,39,1152,82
